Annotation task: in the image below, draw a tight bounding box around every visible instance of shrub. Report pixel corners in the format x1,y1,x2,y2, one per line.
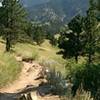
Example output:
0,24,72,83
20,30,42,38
95,88,100,100
68,63,100,99
60,91,93,100
39,59,57,68
45,68,67,96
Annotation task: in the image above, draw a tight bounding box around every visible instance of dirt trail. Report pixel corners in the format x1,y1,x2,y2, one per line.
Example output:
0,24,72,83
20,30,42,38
0,56,60,100
0,56,42,93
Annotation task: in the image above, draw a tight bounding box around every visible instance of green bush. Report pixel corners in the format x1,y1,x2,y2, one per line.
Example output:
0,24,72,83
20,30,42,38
67,63,100,99
45,68,67,96
60,92,93,100
39,59,57,68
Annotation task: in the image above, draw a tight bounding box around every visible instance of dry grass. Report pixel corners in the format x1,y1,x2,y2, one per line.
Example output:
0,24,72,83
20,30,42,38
0,52,22,88
14,40,66,74
0,39,66,88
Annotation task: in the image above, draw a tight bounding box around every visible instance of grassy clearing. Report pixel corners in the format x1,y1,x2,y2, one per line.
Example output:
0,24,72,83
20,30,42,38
14,43,38,60
0,40,22,87
0,50,22,87
0,39,66,87
14,40,66,74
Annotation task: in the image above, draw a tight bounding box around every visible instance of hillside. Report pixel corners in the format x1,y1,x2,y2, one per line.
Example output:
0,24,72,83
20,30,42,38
0,0,100,99
21,0,89,33
22,0,89,22
0,40,22,88
0,39,66,88
0,39,64,100
21,0,49,7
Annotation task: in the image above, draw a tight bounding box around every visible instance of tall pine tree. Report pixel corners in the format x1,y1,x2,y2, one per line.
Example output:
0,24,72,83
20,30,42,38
58,15,85,63
83,0,99,63
0,0,26,51
32,24,46,45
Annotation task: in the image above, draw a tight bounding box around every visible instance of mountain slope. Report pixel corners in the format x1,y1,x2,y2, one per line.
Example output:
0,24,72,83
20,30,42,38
21,0,89,33
22,0,89,22
21,0,49,7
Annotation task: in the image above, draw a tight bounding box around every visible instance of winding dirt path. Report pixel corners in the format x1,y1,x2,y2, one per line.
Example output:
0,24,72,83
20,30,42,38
0,56,42,93
0,56,60,100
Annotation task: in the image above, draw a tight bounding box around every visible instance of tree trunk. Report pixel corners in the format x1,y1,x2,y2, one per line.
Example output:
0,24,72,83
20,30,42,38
6,37,11,52
75,55,78,63
88,43,93,64
88,52,92,64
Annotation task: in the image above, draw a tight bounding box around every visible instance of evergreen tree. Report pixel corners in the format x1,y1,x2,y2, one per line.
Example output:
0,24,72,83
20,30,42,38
68,15,85,63
32,24,45,45
97,0,100,10
0,0,26,51
58,15,85,63
83,0,99,64
48,33,57,46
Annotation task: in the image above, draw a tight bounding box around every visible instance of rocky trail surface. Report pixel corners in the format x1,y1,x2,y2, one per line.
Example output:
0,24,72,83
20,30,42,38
0,56,59,100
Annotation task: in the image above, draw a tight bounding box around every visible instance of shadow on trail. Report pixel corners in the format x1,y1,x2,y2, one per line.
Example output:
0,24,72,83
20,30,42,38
0,84,51,100
0,93,20,100
0,85,37,100
0,92,34,100
0,83,58,100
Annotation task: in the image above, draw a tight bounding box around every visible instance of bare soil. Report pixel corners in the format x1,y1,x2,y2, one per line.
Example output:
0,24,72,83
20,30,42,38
0,56,60,100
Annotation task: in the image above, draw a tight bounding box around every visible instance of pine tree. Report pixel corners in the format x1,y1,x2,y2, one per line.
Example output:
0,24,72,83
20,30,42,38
68,15,84,63
0,0,26,51
58,15,85,63
32,24,46,45
83,0,98,64
48,33,57,46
